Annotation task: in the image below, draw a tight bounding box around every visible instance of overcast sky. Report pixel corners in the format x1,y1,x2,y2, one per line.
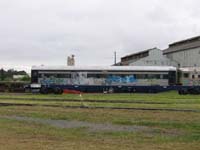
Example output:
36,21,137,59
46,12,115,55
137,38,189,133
0,0,200,71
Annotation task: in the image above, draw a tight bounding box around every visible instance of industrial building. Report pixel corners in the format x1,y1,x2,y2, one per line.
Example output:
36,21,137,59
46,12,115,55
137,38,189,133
117,35,200,68
118,48,177,67
164,36,200,68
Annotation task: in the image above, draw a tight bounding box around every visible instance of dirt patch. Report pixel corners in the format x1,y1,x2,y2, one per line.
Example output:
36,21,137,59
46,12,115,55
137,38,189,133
1,116,184,137
2,116,150,133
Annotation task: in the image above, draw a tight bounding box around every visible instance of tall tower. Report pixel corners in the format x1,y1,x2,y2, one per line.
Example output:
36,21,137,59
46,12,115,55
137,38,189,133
67,55,75,66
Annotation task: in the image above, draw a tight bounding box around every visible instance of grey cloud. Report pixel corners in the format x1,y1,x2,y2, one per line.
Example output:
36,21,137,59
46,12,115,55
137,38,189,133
0,0,200,71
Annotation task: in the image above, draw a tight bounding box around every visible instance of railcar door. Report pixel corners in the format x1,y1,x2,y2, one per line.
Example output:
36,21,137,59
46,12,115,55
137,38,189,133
168,71,176,85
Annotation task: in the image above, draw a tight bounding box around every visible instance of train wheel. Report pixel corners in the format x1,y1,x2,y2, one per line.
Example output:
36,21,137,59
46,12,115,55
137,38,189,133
53,87,63,94
178,89,188,95
178,90,183,95
108,87,114,93
40,87,49,94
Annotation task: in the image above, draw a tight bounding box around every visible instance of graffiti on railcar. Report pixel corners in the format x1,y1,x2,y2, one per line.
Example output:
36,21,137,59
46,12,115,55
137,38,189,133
181,79,200,86
105,75,137,85
71,72,89,85
39,77,71,85
38,73,173,86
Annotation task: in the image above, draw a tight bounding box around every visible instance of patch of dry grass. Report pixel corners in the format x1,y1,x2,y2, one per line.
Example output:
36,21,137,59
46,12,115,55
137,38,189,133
0,92,199,150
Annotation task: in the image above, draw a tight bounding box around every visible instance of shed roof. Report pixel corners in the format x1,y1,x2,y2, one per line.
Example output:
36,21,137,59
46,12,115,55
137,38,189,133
164,36,200,54
179,67,200,72
121,48,157,59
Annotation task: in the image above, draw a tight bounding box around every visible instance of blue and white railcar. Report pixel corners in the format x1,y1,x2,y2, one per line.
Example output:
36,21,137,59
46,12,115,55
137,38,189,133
31,66,177,93
178,67,200,94
179,67,200,86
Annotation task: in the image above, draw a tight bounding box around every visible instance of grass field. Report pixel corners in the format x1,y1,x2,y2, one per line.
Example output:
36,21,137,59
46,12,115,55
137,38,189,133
0,91,200,150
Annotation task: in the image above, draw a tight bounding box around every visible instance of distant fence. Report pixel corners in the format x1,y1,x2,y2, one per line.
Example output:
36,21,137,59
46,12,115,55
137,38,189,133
0,81,30,93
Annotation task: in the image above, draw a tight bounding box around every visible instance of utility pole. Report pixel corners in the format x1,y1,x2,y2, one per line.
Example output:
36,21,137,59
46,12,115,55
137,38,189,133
114,51,117,65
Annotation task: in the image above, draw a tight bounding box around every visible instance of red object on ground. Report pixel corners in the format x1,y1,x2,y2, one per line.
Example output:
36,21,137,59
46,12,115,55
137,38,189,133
63,89,83,94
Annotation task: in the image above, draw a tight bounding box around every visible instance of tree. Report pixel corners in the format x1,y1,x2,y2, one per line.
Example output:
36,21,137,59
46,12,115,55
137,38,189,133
0,68,5,81
21,75,31,82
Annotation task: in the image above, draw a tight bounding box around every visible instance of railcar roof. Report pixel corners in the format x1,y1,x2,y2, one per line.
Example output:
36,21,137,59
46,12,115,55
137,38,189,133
179,67,200,72
32,66,176,71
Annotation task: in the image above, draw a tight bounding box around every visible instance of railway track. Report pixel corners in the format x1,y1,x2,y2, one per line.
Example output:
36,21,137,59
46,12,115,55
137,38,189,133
0,97,195,105
0,102,199,113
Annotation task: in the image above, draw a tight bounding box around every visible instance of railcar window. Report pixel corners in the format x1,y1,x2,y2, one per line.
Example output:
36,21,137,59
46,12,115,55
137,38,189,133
163,75,168,79
57,74,71,78
39,74,71,78
31,71,38,83
135,74,160,79
87,74,106,78
38,74,43,78
160,74,168,79
86,73,167,79
183,73,189,78
156,74,162,79
87,74,136,78
43,74,55,78
135,74,146,79
192,75,195,79
147,74,160,79
33,71,38,76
